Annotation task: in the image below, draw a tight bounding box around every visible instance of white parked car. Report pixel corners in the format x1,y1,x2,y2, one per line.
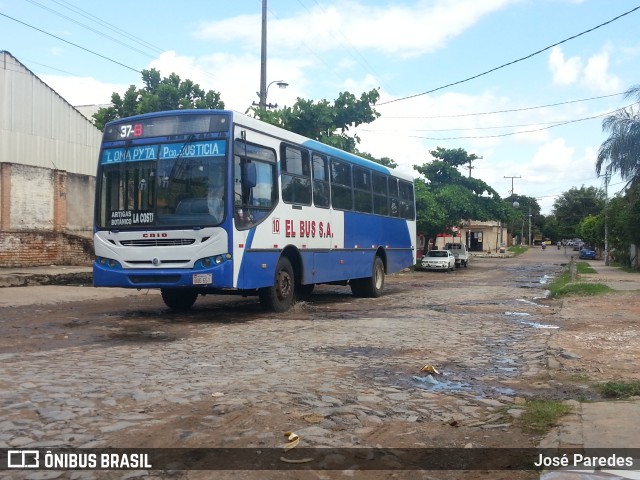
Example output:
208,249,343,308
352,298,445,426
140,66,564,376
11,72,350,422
421,250,456,271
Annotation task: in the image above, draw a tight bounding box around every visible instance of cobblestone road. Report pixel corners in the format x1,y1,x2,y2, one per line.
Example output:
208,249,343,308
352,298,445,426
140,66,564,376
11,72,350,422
1,250,572,479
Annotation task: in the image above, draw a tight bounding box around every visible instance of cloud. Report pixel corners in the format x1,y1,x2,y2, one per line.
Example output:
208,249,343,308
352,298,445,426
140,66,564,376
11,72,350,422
583,49,621,93
549,46,582,85
548,46,621,93
195,0,515,58
38,75,126,106
147,50,309,112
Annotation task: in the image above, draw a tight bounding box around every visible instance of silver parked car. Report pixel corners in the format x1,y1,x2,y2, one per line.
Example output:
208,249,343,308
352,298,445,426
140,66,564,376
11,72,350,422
421,250,456,271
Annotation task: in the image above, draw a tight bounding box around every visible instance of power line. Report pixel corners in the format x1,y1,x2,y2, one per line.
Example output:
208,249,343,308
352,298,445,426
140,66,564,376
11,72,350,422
24,0,158,59
361,102,638,140
380,92,626,119
28,0,220,85
376,118,596,133
378,5,640,106
265,3,345,91
0,12,142,74
48,0,165,55
300,0,388,92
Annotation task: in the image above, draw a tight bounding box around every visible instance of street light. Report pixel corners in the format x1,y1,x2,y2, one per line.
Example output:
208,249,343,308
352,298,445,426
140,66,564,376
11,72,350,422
255,0,289,110
255,80,288,109
512,201,532,246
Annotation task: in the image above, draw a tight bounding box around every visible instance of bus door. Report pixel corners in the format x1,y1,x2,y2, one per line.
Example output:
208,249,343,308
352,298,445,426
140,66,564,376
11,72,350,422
232,127,279,289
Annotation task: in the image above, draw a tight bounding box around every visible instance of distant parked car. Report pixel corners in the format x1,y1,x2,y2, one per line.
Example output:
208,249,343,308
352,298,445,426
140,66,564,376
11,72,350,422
421,250,456,271
579,248,596,260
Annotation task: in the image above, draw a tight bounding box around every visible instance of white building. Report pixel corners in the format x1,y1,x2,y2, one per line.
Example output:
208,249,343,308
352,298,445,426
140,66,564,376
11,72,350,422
0,51,102,266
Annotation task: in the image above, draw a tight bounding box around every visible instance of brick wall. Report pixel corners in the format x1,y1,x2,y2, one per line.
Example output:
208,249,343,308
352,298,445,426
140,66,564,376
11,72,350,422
0,231,93,267
0,162,95,266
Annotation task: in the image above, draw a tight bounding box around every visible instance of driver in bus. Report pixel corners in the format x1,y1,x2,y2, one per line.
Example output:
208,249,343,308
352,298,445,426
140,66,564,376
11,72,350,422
207,166,224,223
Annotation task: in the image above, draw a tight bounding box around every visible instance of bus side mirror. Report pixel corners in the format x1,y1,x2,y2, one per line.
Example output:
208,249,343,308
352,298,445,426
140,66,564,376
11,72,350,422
243,162,257,188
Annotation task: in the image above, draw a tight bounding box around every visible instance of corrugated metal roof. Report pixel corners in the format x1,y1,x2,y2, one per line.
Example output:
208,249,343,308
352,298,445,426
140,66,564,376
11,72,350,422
0,50,102,176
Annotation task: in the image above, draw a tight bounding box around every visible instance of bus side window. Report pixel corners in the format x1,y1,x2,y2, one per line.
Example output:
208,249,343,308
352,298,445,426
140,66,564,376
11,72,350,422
281,145,311,205
372,172,389,216
353,166,372,213
233,139,277,229
330,159,353,210
399,180,415,220
312,153,330,208
388,177,399,217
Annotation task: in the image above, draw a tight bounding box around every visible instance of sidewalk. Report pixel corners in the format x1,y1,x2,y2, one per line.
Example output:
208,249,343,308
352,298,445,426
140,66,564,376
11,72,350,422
538,400,640,479
538,258,640,480
0,265,92,287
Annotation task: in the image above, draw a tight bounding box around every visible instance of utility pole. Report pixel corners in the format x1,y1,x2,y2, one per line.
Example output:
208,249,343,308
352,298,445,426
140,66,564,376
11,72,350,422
467,155,482,178
258,0,268,110
466,155,482,250
603,172,610,266
504,175,521,196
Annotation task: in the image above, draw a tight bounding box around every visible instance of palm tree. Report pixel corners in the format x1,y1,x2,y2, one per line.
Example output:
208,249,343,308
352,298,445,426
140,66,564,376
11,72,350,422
596,85,640,187
597,85,640,268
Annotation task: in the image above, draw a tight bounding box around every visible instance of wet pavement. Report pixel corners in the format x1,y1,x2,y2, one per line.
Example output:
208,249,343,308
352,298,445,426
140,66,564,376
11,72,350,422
0,249,639,479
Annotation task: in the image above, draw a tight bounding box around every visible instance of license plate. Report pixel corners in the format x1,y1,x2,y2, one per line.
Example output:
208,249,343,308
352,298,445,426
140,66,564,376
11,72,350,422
192,273,212,285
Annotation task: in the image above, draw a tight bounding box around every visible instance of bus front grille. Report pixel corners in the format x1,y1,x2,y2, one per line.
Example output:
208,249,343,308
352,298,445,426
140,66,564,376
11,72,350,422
120,239,196,247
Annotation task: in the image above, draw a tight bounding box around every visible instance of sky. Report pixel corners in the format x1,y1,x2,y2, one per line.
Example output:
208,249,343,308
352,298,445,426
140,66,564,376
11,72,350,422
2,0,639,214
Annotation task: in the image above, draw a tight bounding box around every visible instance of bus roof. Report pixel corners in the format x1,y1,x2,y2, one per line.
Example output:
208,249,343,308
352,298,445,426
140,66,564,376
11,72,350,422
105,109,414,182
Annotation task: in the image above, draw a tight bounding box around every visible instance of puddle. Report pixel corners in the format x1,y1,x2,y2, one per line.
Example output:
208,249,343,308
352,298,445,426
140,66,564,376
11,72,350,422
107,330,179,342
516,298,549,308
504,311,531,317
412,374,517,397
540,274,554,285
412,374,471,392
518,320,559,329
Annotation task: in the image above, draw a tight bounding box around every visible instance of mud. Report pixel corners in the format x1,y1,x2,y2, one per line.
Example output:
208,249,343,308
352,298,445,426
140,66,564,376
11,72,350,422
1,248,639,480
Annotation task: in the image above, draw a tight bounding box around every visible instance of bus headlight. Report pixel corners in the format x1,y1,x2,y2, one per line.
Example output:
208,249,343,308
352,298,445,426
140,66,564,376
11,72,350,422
196,255,230,269
96,257,121,269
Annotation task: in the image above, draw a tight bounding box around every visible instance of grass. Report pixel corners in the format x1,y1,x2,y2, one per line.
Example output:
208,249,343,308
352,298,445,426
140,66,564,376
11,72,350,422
547,265,613,298
576,262,596,274
508,245,528,255
596,380,640,399
519,399,572,434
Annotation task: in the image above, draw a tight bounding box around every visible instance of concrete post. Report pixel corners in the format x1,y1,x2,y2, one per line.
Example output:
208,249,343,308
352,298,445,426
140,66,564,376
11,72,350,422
53,170,67,232
0,163,11,231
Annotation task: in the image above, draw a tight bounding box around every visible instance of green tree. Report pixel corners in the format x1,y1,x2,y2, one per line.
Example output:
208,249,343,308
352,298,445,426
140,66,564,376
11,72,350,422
413,147,504,238
578,215,603,249
605,186,640,267
541,214,562,244
551,186,605,240
507,195,542,245
254,89,381,156
596,85,640,188
92,69,225,130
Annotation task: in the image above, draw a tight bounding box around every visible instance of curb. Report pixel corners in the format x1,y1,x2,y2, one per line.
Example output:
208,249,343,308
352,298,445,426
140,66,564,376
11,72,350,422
0,272,92,288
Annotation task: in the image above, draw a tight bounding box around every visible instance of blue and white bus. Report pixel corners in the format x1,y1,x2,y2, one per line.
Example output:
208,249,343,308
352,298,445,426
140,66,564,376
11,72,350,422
93,110,416,312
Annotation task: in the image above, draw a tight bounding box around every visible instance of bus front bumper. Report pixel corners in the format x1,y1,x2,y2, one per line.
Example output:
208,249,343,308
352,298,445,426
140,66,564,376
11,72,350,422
93,261,233,289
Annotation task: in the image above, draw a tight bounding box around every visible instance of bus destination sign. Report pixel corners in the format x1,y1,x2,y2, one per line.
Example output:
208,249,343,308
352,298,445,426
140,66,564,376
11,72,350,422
103,114,230,142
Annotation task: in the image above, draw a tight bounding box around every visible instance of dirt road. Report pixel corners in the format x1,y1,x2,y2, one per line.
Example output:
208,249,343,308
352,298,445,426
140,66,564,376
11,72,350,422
1,247,639,479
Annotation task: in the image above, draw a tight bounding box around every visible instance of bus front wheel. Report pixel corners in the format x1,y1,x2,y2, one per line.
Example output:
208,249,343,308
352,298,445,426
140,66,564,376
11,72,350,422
350,256,384,298
259,257,295,312
161,288,198,311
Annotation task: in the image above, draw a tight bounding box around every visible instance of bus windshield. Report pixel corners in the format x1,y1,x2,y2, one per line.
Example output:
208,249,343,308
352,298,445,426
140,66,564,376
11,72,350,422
97,140,227,229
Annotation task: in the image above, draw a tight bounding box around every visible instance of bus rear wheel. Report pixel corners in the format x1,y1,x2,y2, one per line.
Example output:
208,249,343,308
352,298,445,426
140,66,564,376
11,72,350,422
161,288,198,311
259,257,295,312
350,256,384,298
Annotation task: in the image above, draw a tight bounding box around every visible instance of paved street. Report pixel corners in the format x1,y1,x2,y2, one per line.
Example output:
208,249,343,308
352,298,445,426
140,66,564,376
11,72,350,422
1,248,638,479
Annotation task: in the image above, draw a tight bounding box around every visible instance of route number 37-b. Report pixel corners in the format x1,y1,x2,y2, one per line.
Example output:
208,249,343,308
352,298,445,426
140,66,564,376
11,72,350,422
119,124,143,138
